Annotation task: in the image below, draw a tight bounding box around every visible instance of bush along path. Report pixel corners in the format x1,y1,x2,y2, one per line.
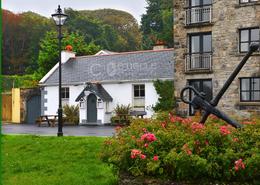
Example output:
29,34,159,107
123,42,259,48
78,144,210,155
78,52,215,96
101,113,260,185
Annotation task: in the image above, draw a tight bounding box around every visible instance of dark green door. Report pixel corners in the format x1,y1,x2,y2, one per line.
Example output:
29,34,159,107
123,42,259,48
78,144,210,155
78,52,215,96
87,94,97,122
26,95,41,124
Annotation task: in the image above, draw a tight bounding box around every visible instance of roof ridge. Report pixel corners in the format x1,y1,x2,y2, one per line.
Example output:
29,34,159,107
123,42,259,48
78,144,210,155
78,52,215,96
75,48,174,60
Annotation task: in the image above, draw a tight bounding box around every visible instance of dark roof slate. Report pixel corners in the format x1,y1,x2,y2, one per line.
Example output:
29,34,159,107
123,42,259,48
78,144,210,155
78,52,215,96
42,49,174,85
75,83,113,102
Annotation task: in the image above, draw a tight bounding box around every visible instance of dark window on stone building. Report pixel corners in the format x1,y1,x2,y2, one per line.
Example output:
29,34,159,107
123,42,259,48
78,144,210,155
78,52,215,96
189,32,212,54
239,28,260,52
188,0,212,7
188,79,213,115
239,0,258,4
61,87,70,99
240,77,260,102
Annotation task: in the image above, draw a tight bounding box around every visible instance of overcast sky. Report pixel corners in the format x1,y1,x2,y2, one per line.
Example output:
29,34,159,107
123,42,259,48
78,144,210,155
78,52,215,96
2,0,148,24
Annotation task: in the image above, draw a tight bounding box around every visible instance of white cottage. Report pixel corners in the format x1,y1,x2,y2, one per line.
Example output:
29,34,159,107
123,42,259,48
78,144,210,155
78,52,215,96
39,48,173,125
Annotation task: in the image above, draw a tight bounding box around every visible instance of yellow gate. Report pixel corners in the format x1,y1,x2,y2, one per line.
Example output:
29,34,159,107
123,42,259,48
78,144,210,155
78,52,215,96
2,93,12,121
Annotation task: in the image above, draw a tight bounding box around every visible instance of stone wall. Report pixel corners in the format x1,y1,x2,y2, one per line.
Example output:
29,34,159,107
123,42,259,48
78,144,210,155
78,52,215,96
174,0,260,118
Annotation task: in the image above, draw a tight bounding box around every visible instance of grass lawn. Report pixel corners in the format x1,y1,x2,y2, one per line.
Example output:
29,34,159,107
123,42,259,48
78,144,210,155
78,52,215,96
2,135,117,185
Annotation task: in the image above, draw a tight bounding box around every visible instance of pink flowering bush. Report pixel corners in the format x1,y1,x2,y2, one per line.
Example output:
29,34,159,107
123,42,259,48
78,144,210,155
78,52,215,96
100,113,260,183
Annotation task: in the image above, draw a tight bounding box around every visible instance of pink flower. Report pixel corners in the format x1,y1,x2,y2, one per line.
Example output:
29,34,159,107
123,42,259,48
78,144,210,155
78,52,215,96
182,144,192,155
142,128,147,133
153,155,159,161
115,126,122,132
191,122,205,133
194,140,200,145
169,113,183,123
161,121,167,128
186,149,192,155
234,159,245,171
131,149,142,159
233,138,239,142
220,126,231,136
242,121,256,125
209,114,218,120
181,118,193,125
140,154,146,159
205,140,209,145
141,133,157,142
144,143,149,148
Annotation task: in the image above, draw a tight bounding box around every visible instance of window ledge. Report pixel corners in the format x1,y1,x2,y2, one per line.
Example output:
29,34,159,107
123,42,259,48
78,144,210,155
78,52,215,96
235,52,260,57
185,70,213,74
184,22,214,28
236,102,260,106
235,2,260,8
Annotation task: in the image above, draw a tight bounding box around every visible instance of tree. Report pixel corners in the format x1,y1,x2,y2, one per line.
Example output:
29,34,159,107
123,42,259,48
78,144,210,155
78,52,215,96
140,0,173,49
65,8,142,52
2,10,53,75
37,31,101,78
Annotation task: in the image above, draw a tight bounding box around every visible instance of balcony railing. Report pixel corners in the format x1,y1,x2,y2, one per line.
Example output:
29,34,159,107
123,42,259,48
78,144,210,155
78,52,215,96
185,53,212,72
185,6,212,25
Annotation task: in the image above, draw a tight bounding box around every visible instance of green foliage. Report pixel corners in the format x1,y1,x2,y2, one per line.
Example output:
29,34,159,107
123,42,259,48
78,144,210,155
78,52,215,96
141,0,173,49
3,135,117,185
3,8,141,76
111,104,132,125
114,104,132,115
37,31,100,77
101,114,260,183
2,9,52,75
63,104,79,125
75,8,142,51
153,80,175,112
2,75,38,92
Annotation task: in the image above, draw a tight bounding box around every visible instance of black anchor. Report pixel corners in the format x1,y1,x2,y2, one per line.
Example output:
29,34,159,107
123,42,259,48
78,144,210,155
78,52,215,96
181,43,259,128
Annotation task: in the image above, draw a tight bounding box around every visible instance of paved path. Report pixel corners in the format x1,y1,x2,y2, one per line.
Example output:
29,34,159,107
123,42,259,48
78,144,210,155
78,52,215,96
2,123,116,137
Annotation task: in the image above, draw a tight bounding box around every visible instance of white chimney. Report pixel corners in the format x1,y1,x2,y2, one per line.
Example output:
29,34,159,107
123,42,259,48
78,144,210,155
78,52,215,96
61,50,76,63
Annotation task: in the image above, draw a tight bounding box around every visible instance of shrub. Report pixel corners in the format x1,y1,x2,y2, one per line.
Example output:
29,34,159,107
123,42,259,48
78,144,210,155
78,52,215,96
101,113,260,183
114,104,131,115
63,104,79,125
111,104,132,125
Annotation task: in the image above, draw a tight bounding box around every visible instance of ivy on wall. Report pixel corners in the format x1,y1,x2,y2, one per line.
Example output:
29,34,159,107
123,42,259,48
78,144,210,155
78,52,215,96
153,79,175,112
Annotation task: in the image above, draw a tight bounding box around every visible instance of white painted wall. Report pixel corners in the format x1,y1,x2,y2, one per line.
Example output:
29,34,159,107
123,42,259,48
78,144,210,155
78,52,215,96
43,81,159,124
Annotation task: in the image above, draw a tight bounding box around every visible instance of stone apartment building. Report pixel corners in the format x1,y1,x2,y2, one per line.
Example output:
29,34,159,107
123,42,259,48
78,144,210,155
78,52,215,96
174,0,260,117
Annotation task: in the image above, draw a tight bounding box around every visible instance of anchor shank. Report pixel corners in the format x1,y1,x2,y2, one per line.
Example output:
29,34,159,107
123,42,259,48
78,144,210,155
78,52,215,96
211,44,259,106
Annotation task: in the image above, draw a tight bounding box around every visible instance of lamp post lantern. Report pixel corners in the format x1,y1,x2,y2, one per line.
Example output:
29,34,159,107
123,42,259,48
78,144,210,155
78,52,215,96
51,5,68,137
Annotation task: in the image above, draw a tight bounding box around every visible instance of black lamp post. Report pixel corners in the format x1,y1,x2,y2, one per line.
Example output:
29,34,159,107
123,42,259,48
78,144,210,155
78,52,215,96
51,5,68,137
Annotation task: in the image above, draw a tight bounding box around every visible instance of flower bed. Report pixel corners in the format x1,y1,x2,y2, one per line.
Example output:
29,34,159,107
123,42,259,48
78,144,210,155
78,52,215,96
100,113,260,184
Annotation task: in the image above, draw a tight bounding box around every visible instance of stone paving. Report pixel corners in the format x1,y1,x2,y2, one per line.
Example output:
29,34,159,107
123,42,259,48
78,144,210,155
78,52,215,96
1,123,116,137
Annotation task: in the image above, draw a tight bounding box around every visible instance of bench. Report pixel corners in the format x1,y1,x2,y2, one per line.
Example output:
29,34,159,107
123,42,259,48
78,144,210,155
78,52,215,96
130,111,147,118
37,115,58,127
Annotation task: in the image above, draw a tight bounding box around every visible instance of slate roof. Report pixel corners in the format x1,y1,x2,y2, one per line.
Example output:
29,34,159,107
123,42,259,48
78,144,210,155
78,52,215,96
41,49,174,86
75,83,113,102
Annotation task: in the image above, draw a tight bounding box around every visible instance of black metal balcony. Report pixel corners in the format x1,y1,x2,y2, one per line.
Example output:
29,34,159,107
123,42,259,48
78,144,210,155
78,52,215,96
185,53,212,72
185,6,212,25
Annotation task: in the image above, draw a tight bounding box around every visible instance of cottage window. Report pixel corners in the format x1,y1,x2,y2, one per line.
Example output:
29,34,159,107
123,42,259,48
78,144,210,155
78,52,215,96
61,87,70,99
239,28,260,52
133,84,145,110
134,84,145,97
240,77,260,102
